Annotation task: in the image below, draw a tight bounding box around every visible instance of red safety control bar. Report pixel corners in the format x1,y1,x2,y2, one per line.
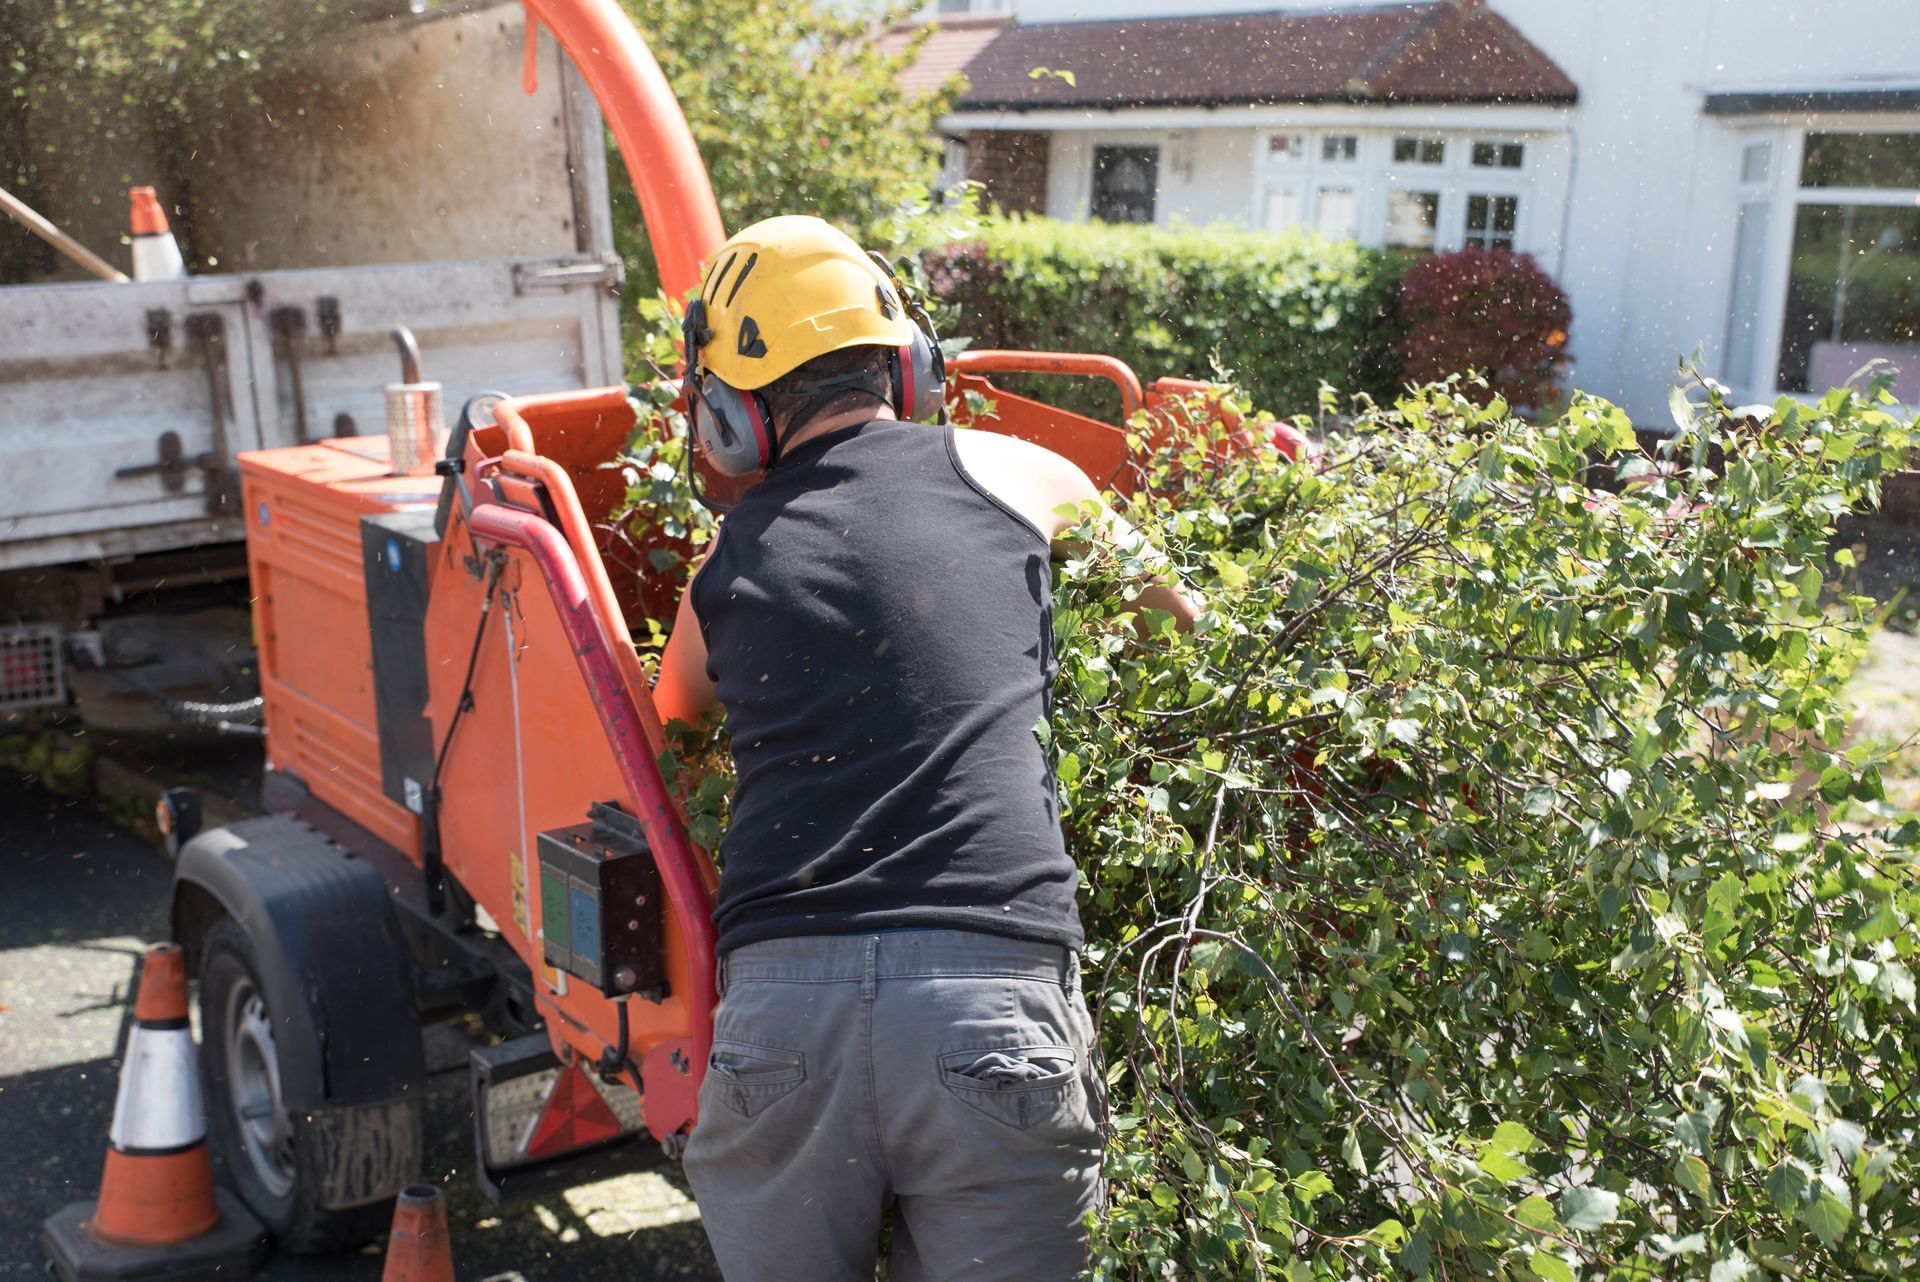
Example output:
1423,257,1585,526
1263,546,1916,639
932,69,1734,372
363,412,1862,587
466,496,718,1139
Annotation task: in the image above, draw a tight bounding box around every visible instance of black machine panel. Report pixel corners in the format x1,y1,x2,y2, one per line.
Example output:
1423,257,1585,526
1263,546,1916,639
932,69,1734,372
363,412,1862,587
361,509,440,817
537,803,667,999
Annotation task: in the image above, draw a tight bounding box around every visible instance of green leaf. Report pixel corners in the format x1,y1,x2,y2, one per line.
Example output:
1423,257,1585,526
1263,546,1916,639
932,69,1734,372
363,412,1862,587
1513,1195,1560,1234
1398,1231,1433,1278
1800,1187,1852,1248
1490,1120,1540,1154
1825,1119,1866,1165
1531,1251,1577,1282
1341,1126,1368,1174
1652,1233,1706,1257
1560,1186,1619,1232
1669,385,1696,434
1055,752,1081,785
1675,1153,1713,1201
1480,1149,1529,1183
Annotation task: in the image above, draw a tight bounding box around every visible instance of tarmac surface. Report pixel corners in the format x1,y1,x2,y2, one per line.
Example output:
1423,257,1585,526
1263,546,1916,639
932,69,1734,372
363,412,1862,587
0,765,721,1281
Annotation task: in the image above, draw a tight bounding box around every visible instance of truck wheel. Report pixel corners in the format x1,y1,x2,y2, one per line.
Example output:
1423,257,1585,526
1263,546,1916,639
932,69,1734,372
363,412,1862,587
199,916,406,1254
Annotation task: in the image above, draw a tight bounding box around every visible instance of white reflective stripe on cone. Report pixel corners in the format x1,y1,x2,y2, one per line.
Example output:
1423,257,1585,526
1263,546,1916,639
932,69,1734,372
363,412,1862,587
131,233,186,282
108,1025,207,1152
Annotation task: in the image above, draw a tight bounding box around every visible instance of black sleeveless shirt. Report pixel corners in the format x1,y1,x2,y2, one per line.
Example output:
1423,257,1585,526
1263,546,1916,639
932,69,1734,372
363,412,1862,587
690,420,1081,955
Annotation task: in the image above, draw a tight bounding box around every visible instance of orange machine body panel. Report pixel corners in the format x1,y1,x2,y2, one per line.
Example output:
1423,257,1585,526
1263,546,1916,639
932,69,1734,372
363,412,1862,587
240,437,443,858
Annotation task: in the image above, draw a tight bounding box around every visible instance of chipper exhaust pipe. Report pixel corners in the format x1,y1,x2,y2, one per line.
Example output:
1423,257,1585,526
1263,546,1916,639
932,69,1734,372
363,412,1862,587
385,326,444,477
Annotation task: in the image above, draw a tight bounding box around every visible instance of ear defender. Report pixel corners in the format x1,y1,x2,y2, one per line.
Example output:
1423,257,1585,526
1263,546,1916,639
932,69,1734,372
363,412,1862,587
870,265,946,424
683,294,777,478
890,322,946,424
691,375,776,477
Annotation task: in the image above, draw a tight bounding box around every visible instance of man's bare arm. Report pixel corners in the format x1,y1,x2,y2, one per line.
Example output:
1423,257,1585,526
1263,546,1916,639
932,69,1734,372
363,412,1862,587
951,428,1202,631
652,569,722,728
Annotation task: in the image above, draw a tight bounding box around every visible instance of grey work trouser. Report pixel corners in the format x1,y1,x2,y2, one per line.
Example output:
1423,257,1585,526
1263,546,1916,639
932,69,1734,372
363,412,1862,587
683,929,1103,1282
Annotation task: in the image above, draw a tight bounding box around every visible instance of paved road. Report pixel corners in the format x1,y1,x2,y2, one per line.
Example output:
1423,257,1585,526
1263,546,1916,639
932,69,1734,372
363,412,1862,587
0,767,720,1280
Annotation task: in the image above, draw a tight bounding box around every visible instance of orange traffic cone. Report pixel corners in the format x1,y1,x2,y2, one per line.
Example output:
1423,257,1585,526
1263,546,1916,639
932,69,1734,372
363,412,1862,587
128,186,186,282
381,1185,456,1282
41,943,268,1282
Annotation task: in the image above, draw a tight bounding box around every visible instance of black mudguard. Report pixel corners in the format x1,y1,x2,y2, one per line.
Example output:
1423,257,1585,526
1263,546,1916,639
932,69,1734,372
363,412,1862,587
172,814,428,1113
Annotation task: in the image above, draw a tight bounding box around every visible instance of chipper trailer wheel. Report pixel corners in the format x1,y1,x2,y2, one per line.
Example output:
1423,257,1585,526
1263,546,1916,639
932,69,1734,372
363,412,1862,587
199,917,418,1254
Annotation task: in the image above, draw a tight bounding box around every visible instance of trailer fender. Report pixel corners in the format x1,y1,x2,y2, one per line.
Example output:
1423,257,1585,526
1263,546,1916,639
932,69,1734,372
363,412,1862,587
172,815,428,1114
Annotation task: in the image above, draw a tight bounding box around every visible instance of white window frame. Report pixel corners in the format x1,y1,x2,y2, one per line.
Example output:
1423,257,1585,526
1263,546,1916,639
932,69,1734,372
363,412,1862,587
1727,117,1920,402
1245,125,1548,252
1320,132,1362,165
1461,188,1527,251
1382,178,1446,251
1086,138,1164,226
1468,138,1529,171
1391,134,1449,167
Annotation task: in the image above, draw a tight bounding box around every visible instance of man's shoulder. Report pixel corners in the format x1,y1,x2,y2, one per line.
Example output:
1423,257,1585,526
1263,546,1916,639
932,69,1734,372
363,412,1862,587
951,424,1081,479
950,426,1099,541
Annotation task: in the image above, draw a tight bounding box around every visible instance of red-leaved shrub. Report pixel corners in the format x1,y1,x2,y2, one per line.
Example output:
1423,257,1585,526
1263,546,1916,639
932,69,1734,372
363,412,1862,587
1397,248,1570,411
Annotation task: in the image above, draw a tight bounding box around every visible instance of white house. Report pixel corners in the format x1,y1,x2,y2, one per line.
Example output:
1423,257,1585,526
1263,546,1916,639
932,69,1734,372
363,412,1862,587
886,0,1920,423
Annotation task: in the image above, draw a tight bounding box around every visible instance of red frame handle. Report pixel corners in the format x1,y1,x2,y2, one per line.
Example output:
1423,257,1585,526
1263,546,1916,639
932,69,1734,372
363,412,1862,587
951,350,1145,423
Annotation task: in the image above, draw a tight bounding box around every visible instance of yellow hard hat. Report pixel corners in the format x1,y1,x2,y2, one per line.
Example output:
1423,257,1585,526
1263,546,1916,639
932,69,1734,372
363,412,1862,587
689,215,914,391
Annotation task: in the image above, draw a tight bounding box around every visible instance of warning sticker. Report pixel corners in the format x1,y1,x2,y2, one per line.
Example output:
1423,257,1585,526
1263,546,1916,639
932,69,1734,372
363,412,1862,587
509,853,529,939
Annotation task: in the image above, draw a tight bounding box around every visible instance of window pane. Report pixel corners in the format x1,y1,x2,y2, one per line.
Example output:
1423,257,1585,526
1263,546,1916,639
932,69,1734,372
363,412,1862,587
1322,134,1357,163
1316,186,1357,240
1800,132,1920,190
1464,194,1519,250
1501,142,1524,169
1471,141,1522,169
1268,134,1305,161
1264,185,1303,231
1394,136,1445,165
1741,140,1772,185
1385,190,1439,251
1723,201,1773,388
1091,146,1158,224
1776,202,1920,397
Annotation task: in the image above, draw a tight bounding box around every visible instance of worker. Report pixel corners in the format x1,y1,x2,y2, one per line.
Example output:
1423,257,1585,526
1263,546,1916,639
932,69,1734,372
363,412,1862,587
652,215,1199,1282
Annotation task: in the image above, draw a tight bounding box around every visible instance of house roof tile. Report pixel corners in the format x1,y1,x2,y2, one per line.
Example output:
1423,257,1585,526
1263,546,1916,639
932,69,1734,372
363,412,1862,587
875,14,1012,98
944,1,1576,112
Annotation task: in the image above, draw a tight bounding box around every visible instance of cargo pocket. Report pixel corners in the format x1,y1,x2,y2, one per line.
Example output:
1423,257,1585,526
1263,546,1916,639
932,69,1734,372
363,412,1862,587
708,1041,806,1120
939,1045,1080,1131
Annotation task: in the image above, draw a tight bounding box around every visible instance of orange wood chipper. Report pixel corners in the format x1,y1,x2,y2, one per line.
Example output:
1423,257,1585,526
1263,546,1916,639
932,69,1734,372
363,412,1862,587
160,0,1303,1254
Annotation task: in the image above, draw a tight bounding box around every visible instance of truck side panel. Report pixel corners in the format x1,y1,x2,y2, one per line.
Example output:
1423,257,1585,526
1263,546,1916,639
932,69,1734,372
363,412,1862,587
0,1,623,577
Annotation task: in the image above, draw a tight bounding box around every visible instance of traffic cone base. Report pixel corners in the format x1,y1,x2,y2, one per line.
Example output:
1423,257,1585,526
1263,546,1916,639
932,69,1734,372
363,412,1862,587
42,1186,269,1282
92,1146,221,1245
41,944,267,1281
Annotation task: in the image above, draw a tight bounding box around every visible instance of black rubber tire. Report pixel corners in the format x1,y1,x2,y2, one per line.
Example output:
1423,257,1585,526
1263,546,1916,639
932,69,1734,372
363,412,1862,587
198,916,410,1254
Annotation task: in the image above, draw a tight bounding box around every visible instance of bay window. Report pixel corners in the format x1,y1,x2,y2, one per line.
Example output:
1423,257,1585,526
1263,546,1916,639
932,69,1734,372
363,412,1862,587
1723,126,1920,403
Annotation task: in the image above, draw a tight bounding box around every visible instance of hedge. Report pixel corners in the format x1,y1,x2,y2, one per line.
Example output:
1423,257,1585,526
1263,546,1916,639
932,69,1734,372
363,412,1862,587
919,216,1409,420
